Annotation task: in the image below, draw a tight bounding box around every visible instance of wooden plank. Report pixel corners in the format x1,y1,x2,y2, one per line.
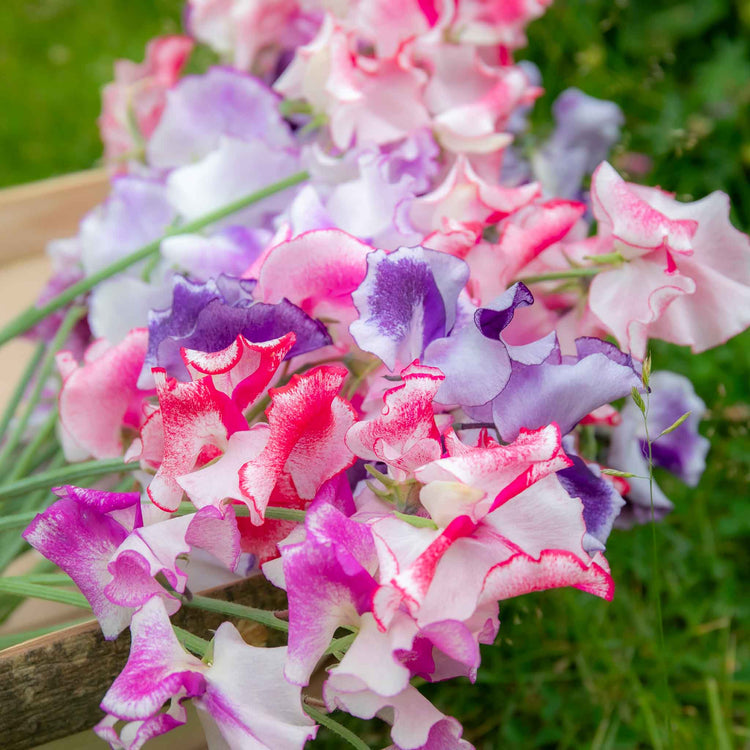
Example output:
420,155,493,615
0,577,287,750
0,169,109,265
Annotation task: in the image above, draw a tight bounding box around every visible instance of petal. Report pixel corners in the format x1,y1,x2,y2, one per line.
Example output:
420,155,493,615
100,597,205,721
239,366,356,520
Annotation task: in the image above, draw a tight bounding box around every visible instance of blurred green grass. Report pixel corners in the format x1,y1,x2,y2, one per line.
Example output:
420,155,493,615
1,1,748,748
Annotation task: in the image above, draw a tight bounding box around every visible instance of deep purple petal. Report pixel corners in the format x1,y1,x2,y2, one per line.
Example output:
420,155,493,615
146,275,331,379
474,282,534,339
557,452,625,553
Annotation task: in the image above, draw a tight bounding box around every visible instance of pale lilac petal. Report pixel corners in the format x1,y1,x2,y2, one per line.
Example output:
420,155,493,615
148,67,294,168
491,337,642,441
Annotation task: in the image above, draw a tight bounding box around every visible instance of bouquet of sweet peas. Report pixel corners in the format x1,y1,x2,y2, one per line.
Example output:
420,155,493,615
1,0,748,747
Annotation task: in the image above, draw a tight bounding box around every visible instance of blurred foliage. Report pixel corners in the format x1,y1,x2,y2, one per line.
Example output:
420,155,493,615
0,0,182,186
1,1,748,748
520,0,750,230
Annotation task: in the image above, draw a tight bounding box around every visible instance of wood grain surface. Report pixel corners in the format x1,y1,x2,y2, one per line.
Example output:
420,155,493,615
0,577,287,750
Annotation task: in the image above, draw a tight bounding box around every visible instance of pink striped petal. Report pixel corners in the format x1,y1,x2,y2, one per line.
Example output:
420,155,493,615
147,369,248,512
346,362,444,478
181,332,295,410
239,366,356,521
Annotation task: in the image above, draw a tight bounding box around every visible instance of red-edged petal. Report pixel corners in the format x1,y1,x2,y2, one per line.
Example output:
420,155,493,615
147,370,248,512
238,365,356,521
181,332,295,410
346,362,444,478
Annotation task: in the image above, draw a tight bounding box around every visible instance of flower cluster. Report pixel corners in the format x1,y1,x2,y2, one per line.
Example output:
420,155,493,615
19,0,749,748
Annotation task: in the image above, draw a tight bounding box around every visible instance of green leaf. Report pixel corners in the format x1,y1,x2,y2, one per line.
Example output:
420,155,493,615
393,511,438,530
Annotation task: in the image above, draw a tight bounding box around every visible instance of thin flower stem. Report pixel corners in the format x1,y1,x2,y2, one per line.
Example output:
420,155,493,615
9,408,58,482
303,703,371,750
173,626,210,658
265,506,306,523
0,340,45,438
0,458,138,501
0,305,84,469
183,594,290,633
641,384,673,747
0,578,90,609
516,267,603,285
0,171,310,347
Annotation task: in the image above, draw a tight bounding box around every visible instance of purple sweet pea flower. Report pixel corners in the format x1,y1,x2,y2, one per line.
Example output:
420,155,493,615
609,370,709,525
22,486,143,639
160,225,271,282
147,66,295,168
96,596,315,749
79,175,176,276
281,499,379,686
533,88,623,200
350,246,469,370
145,274,332,381
491,336,642,441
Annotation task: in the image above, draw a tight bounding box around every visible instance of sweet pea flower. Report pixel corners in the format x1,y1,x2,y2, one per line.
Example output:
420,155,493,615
275,15,431,150
587,162,750,358
532,88,624,200
147,66,295,168
185,0,320,77
95,596,316,749
56,328,152,461
608,370,709,525
99,36,194,167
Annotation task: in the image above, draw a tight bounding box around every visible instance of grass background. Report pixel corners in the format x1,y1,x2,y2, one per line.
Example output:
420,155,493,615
1,1,748,747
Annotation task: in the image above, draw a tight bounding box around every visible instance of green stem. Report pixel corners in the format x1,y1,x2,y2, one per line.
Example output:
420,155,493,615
303,704,371,750
0,579,90,609
265,506,306,523
0,171,310,347
183,594,289,633
0,306,84,469
0,458,138,501
0,340,45,438
643,387,673,747
516,267,603,285
9,408,58,481
173,626,210,658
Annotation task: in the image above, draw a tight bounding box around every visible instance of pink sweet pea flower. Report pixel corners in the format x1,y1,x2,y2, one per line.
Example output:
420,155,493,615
587,162,750,358
57,328,152,462
145,370,249,512
275,15,431,150
99,36,193,167
185,0,318,77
